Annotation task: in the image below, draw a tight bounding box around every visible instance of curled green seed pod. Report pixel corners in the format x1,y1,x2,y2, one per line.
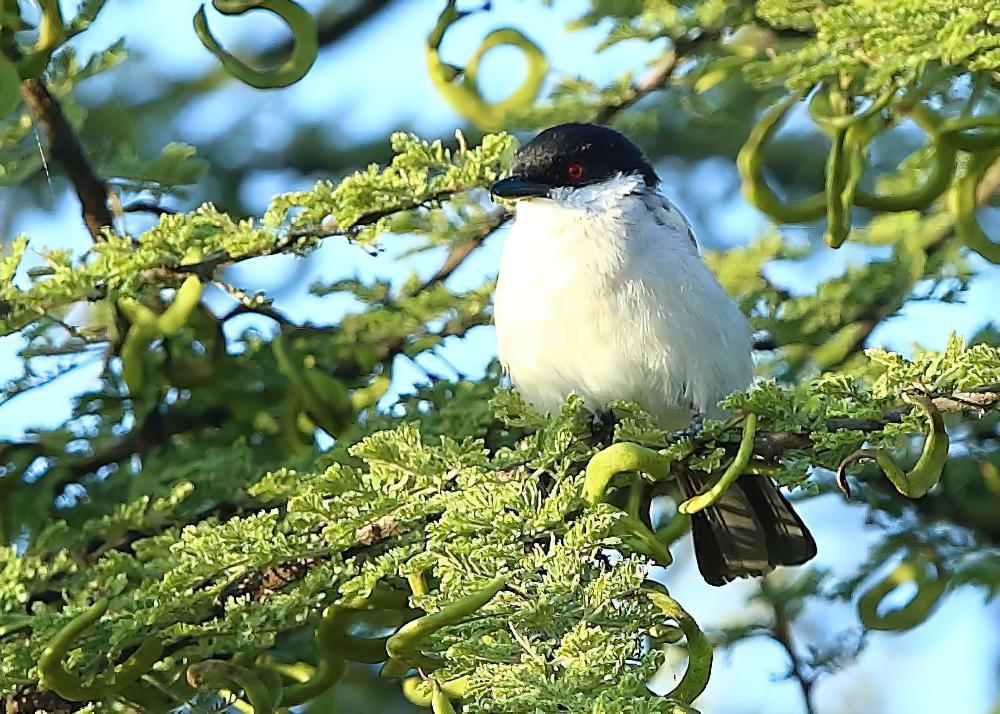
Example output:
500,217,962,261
940,115,1000,151
39,598,110,700
853,102,960,213
426,0,546,131
737,94,826,224
281,588,412,706
949,147,1000,264
105,638,165,690
431,678,458,714
39,598,164,701
857,555,945,631
584,443,673,506
854,138,958,213
194,0,318,89
382,578,506,677
187,660,277,714
678,413,757,514
402,675,470,707
837,392,949,498
157,275,203,336
645,586,712,704
808,87,889,247
584,443,675,565
653,512,691,549
583,443,673,566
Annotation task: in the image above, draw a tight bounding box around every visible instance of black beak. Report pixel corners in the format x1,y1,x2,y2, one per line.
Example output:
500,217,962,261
490,175,549,199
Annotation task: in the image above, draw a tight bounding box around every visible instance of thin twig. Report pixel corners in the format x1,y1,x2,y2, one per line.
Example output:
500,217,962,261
594,31,719,125
262,0,397,62
761,580,817,714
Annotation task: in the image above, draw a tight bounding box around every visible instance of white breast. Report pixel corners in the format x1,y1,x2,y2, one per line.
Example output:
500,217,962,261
493,175,753,428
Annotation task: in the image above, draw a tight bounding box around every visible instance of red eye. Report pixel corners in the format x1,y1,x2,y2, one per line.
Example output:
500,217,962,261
567,162,584,182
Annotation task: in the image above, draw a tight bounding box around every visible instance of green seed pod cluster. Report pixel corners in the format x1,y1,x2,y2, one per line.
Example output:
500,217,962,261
739,86,1000,255
117,275,204,395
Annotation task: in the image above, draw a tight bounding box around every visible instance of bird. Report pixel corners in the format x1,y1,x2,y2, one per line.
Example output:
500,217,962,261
490,122,816,586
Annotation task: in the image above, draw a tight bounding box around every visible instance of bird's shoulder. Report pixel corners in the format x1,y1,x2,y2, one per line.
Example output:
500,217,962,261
628,190,699,252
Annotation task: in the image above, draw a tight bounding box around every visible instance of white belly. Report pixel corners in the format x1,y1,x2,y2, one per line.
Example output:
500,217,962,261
493,188,753,427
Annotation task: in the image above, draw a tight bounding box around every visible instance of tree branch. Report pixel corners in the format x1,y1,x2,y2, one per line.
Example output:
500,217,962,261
753,385,1000,461
19,78,113,241
595,52,681,125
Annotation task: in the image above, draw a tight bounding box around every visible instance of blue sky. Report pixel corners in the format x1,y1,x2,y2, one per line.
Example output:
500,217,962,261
1,1,997,712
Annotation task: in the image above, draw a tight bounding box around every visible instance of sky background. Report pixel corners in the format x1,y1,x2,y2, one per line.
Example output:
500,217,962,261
0,1,998,712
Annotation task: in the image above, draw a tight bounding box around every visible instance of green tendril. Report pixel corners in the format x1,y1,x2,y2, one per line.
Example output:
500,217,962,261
645,586,712,704
187,660,278,714
678,413,757,515
857,555,946,631
39,598,164,701
426,0,547,131
837,392,949,499
194,0,318,89
382,578,506,678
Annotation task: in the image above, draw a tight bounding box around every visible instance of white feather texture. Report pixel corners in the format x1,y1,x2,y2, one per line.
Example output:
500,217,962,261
494,173,753,428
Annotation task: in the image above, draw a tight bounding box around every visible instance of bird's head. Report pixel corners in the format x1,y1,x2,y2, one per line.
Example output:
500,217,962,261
491,123,658,204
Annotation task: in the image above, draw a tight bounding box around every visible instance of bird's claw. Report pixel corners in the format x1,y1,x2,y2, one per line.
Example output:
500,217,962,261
671,413,704,441
589,406,617,445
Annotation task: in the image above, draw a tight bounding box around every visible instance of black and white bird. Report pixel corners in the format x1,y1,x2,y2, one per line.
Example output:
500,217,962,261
490,122,816,586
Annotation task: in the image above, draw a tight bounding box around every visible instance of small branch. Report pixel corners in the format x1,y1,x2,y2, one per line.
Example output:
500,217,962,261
594,31,719,125
595,52,681,124
263,0,397,62
418,212,510,291
761,580,817,714
753,385,1000,460
19,78,113,241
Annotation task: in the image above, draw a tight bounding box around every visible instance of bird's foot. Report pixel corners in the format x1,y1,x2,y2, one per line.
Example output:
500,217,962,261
589,406,618,446
670,412,704,441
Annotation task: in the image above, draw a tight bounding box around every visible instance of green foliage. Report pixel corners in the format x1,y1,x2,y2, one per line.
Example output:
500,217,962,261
1,0,999,711
751,0,1000,91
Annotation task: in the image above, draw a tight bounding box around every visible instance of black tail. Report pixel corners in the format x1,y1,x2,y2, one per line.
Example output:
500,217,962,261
676,470,817,586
